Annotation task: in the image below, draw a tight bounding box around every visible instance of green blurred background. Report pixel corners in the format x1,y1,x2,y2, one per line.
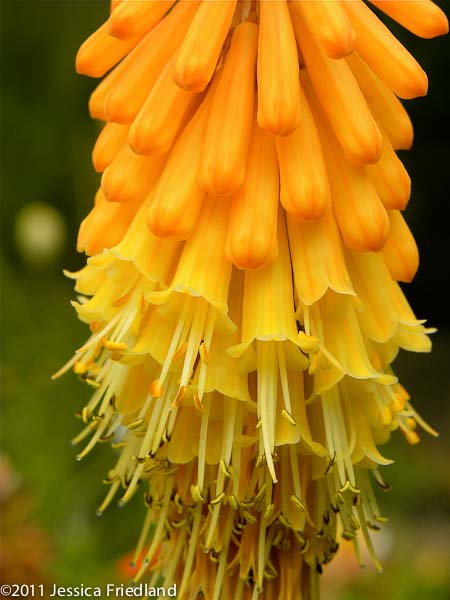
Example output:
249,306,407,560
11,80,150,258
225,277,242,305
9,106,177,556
1,1,449,597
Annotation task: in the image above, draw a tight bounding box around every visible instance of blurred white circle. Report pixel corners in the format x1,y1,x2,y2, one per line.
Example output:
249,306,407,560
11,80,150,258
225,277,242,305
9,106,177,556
14,202,67,267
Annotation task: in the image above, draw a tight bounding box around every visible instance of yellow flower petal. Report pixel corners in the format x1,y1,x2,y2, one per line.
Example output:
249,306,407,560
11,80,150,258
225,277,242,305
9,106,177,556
148,196,233,318
116,365,154,415
346,251,424,343
233,214,305,352
168,406,200,464
310,292,385,381
395,324,433,354
111,197,180,285
288,211,354,306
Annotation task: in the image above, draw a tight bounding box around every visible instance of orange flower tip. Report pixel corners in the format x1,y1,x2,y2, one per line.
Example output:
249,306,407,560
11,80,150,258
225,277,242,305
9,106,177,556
397,265,418,284
100,181,120,203
88,97,104,122
433,11,450,37
347,218,390,253
146,206,188,241
105,15,123,39
320,27,356,60
257,111,301,138
402,134,414,152
103,94,135,124
227,243,277,271
101,169,127,203
396,179,412,211
198,171,243,198
410,9,449,38
365,231,390,254
92,159,104,174
347,136,383,166
127,132,156,157
370,0,449,39
286,193,331,223
75,47,102,78
106,11,136,40
172,70,209,94
127,136,147,157
76,228,89,253
402,70,429,100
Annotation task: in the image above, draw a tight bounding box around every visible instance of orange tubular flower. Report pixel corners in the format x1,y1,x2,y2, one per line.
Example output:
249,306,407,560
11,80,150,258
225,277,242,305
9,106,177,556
58,1,447,599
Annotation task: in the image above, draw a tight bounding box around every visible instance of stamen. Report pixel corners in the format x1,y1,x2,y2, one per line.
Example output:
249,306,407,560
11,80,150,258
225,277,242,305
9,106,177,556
257,341,278,483
197,396,210,491
134,480,174,582
178,508,202,597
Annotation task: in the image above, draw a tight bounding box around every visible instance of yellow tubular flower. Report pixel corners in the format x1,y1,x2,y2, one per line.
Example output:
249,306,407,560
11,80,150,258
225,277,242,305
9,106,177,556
76,23,138,78
367,133,411,211
287,211,354,306
92,122,129,173
369,0,449,39
344,0,428,99
304,73,390,253
199,20,258,196
128,55,199,156
257,0,301,136
173,0,237,92
107,0,177,40
88,58,127,120
276,78,331,222
146,88,213,239
62,1,447,598
101,143,164,203
381,210,420,283
346,51,414,151
293,0,355,59
104,1,199,123
291,2,383,166
77,189,141,255
225,114,279,270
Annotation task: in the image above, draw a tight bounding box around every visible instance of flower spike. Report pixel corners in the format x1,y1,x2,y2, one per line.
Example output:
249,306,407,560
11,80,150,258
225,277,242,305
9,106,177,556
62,1,446,598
